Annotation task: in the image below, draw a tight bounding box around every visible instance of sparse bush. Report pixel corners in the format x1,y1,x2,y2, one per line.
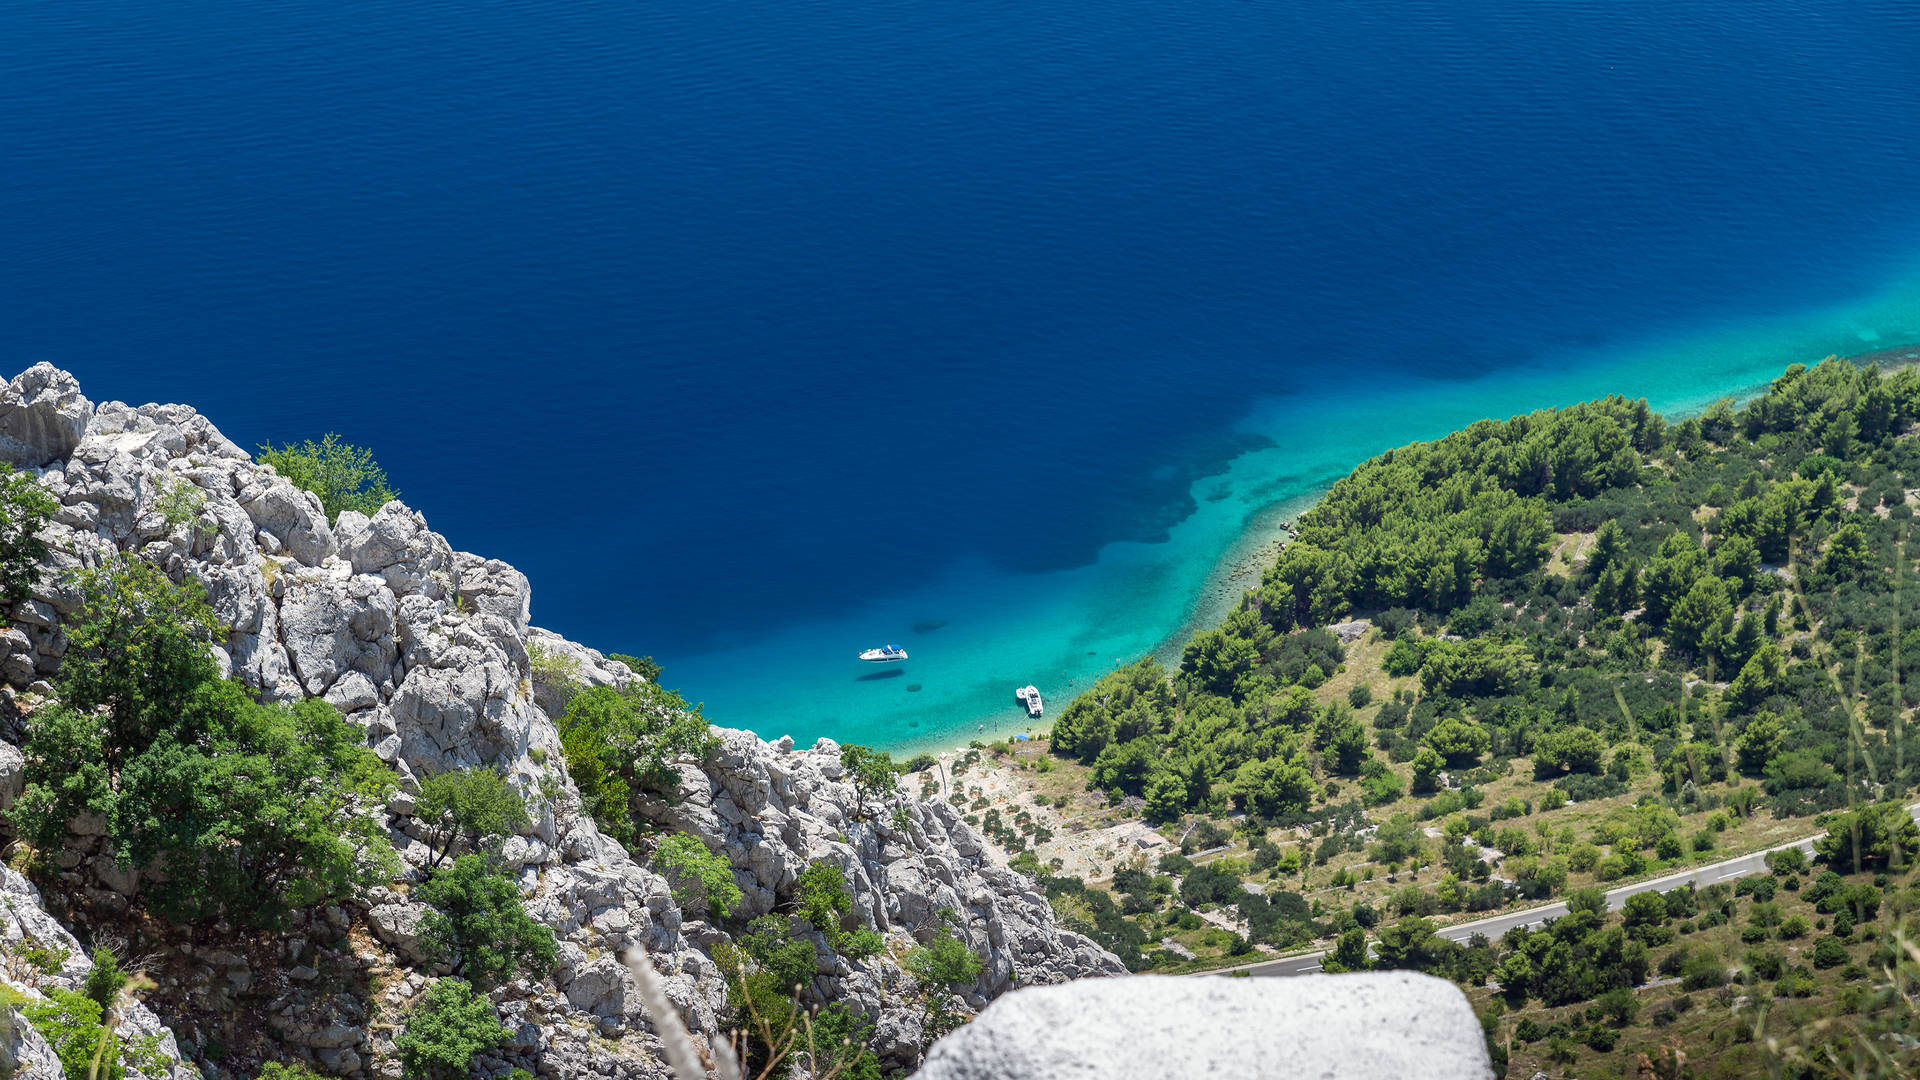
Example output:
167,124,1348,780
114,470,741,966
257,432,399,522
653,834,744,920
905,930,983,988
154,477,207,530
24,988,122,1080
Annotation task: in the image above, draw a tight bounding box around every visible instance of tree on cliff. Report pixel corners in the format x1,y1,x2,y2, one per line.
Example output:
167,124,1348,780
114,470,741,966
395,978,510,1080
10,558,398,929
839,743,898,819
0,464,56,605
257,432,399,522
417,855,558,988
415,767,530,868
556,683,717,845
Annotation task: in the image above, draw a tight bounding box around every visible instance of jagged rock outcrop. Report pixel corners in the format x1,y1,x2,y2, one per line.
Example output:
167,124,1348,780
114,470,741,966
0,363,1125,1080
915,972,1495,1080
644,730,1126,1060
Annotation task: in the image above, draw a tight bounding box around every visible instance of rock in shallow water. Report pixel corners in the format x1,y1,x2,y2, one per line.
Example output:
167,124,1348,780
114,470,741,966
914,972,1494,1080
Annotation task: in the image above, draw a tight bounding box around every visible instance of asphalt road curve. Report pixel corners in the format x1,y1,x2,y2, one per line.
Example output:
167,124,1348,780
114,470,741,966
1212,804,1920,979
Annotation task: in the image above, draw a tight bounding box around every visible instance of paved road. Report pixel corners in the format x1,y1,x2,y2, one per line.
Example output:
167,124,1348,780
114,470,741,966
1216,826,1845,978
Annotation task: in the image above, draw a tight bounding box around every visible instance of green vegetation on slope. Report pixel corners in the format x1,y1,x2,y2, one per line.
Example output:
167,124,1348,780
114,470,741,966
11,558,400,929
1028,357,1920,1076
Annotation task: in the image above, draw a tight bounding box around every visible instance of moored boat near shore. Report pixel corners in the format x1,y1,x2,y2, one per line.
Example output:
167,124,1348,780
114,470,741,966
1015,684,1044,718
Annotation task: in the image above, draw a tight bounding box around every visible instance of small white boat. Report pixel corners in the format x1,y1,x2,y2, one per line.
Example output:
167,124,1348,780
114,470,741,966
859,644,909,662
1015,684,1044,718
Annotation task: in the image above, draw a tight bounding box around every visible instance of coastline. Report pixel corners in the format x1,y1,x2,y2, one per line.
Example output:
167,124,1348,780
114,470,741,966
897,341,1920,764
674,255,1920,761
1110,343,1920,748
933,345,1920,895
1150,488,1329,669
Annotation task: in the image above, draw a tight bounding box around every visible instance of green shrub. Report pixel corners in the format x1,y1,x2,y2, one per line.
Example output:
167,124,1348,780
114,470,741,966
797,863,877,955
1811,936,1850,969
23,988,121,1080
606,652,664,682
525,641,583,707
154,478,207,531
905,930,983,988
395,979,510,1080
82,947,128,1010
842,925,885,961
257,1064,329,1080
556,684,716,845
653,834,743,920
415,768,530,868
256,433,399,522
16,940,70,975
0,465,56,606
417,855,558,989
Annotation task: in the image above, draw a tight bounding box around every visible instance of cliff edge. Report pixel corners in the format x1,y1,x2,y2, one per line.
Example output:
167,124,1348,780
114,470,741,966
0,363,1125,1080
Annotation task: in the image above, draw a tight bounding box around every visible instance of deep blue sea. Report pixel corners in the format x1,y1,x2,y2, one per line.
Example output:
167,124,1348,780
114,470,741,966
6,0,1920,750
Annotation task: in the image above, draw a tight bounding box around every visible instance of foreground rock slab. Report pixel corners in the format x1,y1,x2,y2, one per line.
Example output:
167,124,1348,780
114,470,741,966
915,971,1494,1080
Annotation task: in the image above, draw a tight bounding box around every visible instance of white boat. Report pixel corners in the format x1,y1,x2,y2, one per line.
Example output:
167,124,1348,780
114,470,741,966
859,644,909,662
1015,684,1044,718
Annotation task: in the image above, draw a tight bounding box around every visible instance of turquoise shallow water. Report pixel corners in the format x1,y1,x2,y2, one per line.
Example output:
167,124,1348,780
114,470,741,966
665,268,1920,753
7,0,1920,751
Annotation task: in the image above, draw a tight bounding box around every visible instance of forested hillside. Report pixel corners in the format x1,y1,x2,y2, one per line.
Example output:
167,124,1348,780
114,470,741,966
1029,357,1920,1077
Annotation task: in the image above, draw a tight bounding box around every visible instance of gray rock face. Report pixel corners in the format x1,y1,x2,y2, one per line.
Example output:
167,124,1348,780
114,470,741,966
0,739,26,810
648,730,1129,1031
0,365,1129,1080
0,363,94,468
366,901,437,965
916,972,1494,1080
2,1004,67,1080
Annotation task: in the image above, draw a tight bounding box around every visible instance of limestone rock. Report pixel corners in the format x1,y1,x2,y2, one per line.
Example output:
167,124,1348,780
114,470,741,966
366,902,437,965
236,477,337,566
915,972,1495,1080
524,627,637,716
0,739,25,810
0,363,92,468
0,868,197,1080
0,364,1129,1080
2,1005,66,1080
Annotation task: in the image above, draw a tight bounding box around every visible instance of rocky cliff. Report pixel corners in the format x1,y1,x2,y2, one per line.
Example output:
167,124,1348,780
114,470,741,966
0,363,1125,1080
